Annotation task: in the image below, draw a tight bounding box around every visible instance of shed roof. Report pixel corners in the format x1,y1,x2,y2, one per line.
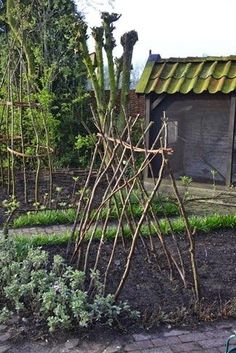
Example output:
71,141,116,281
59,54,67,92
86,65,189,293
135,55,236,95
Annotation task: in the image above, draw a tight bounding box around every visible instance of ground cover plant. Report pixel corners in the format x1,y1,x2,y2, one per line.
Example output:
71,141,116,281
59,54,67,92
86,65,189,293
0,238,138,332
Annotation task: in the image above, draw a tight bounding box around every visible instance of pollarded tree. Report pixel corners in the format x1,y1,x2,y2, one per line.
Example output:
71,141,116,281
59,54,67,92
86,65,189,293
77,12,138,133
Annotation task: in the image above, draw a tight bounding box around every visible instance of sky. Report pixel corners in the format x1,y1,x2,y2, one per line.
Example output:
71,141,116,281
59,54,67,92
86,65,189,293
77,0,236,68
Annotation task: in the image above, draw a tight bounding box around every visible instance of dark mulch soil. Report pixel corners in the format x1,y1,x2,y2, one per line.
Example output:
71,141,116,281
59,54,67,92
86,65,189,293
43,228,236,328
0,169,105,223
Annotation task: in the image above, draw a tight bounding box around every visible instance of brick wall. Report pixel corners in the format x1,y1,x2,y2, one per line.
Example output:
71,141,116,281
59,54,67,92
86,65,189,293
89,90,145,118
128,90,145,117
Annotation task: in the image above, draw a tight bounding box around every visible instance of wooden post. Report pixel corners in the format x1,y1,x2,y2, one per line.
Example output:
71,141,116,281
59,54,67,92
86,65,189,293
144,93,166,181
144,95,151,180
151,94,166,111
226,93,236,186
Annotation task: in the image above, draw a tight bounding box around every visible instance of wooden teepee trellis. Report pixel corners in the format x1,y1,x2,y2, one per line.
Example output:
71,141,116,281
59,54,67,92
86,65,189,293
67,112,201,303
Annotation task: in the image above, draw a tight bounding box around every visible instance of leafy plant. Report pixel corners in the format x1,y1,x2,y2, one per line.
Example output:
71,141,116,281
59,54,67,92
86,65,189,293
179,175,193,201
1,196,20,238
75,134,97,168
210,169,218,191
0,239,139,332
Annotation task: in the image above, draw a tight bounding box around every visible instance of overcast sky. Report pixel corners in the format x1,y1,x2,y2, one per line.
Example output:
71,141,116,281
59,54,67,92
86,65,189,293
77,0,236,67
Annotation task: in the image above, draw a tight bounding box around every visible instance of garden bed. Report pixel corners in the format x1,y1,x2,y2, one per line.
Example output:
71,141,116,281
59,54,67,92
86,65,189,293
42,227,236,328
1,225,236,349
2,169,236,334
0,169,103,223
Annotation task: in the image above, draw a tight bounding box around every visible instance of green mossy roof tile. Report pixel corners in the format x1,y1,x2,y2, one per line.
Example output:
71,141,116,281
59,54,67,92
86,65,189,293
171,63,185,78
136,55,236,95
227,62,236,78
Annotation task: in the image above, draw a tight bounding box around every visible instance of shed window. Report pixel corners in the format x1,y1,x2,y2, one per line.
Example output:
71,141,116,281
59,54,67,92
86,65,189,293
167,121,178,144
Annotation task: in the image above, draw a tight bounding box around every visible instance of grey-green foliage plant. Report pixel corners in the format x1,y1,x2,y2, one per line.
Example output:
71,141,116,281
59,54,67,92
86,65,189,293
0,239,138,332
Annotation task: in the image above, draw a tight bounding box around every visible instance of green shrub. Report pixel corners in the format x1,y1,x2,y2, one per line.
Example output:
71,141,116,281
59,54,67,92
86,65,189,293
0,239,138,332
74,134,97,168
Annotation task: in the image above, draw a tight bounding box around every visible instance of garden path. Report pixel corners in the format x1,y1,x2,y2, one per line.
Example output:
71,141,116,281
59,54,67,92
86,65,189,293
1,319,236,353
8,224,71,237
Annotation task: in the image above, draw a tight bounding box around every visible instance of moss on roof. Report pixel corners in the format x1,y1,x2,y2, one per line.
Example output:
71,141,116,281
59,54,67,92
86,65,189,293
136,55,236,94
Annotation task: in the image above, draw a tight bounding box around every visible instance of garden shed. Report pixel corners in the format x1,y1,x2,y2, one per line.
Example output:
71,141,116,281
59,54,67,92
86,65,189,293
136,55,236,187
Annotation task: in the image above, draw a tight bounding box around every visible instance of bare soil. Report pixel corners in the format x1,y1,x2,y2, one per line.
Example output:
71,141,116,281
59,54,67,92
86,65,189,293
43,228,236,328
